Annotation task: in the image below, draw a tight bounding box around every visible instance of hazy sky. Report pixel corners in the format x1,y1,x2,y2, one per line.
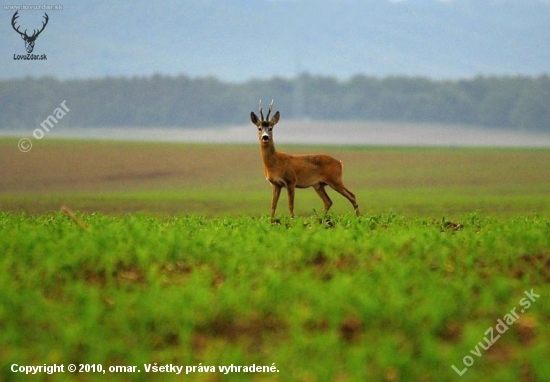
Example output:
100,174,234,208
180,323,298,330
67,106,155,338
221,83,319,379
1,0,549,81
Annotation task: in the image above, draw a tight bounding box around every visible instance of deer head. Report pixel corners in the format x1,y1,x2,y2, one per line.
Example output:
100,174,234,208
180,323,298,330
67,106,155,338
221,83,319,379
11,11,49,53
250,99,280,144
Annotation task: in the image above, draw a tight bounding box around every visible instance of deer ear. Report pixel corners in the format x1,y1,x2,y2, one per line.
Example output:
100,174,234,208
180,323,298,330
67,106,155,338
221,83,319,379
250,112,260,126
270,111,280,126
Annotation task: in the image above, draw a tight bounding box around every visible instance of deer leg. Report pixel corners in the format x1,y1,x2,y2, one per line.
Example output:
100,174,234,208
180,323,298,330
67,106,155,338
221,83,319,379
271,184,282,221
328,181,360,216
287,184,296,218
314,184,333,213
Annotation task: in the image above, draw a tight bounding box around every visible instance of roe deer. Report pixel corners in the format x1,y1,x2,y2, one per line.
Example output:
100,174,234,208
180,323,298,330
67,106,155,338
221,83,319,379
250,100,360,222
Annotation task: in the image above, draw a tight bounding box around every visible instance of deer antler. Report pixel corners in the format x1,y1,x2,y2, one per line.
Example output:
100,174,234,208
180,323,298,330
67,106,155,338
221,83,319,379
11,11,26,37
266,99,274,120
11,11,49,40
30,13,49,39
259,99,264,121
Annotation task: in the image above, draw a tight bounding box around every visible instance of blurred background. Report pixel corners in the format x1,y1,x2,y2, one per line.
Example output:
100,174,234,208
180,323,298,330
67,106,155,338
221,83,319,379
1,0,549,145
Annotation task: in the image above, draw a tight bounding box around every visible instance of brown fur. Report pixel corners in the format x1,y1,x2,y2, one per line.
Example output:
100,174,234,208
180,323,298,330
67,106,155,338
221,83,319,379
250,108,360,221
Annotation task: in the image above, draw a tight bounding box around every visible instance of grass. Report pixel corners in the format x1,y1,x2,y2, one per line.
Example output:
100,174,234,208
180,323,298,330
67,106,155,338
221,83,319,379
0,212,549,381
0,138,549,381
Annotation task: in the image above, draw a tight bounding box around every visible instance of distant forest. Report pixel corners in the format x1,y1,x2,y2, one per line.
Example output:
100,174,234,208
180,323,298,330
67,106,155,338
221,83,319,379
1,74,549,132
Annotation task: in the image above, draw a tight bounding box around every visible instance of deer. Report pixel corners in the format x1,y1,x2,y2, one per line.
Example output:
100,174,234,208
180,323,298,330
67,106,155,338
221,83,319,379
250,100,360,222
11,11,49,54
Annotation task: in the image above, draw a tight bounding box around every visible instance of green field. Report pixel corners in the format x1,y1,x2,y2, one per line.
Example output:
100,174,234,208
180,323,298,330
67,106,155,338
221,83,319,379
1,139,549,381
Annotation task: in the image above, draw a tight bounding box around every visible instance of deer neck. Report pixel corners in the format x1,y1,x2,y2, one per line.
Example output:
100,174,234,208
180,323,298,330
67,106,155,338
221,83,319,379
260,140,279,168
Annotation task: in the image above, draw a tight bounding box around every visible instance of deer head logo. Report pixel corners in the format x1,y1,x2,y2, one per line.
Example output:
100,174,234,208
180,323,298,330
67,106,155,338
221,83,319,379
11,11,49,53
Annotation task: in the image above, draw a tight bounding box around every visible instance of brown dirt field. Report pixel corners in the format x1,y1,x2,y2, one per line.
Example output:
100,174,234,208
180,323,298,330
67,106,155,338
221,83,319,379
0,140,262,193
2,140,549,193
1,139,549,216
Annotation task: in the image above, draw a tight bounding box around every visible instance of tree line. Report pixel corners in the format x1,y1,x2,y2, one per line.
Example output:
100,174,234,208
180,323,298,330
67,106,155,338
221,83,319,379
1,74,548,132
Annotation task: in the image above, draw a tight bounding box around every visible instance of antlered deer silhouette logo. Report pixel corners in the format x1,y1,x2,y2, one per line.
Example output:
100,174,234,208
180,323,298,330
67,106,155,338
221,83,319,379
11,11,49,53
